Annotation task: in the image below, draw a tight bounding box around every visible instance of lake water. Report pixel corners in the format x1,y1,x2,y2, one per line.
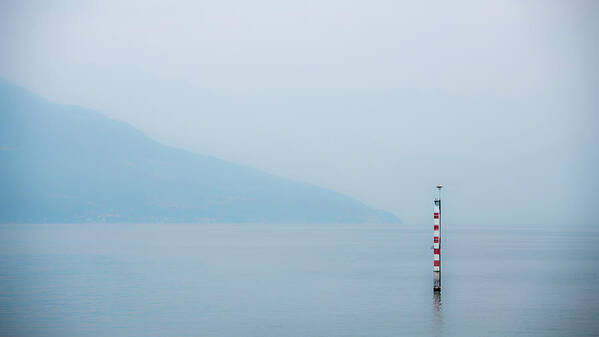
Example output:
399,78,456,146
0,223,597,337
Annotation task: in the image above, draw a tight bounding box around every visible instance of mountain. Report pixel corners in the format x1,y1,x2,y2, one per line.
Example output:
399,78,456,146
0,80,400,224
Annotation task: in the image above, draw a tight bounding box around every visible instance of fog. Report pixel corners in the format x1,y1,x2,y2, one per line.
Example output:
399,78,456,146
1,0,597,225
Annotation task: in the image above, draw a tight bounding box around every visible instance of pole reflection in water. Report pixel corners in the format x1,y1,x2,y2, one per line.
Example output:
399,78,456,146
433,290,443,336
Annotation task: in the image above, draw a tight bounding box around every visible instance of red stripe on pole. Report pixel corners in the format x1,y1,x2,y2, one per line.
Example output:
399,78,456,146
434,260,440,266
434,225,439,230
434,249,439,254
434,237,439,243
434,213,439,219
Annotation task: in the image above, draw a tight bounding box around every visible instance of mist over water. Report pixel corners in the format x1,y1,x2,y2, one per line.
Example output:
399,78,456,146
1,0,597,226
0,1,597,335
1,223,597,337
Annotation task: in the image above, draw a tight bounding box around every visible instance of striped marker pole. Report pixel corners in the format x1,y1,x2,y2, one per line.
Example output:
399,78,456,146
433,184,443,291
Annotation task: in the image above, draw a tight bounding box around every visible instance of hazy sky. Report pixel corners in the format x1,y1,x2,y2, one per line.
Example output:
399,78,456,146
1,0,597,225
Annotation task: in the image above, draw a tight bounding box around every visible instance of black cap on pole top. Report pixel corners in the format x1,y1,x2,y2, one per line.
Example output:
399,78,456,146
436,184,443,190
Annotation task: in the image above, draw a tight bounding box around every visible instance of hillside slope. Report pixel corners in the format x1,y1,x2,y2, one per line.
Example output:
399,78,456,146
0,80,400,224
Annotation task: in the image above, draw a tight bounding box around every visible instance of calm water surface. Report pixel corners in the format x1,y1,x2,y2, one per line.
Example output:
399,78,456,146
0,223,597,337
